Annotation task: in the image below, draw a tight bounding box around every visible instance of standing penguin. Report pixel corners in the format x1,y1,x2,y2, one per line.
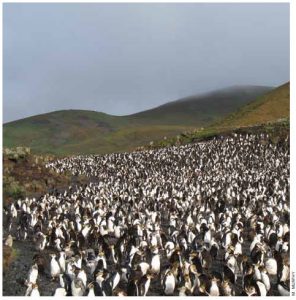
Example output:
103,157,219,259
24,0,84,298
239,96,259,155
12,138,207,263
150,247,161,275
163,270,176,295
107,270,121,291
50,253,61,280
26,264,38,285
4,235,13,247
71,278,85,296
127,276,139,296
277,281,290,296
208,277,220,296
265,257,277,275
139,273,153,296
32,283,41,296
58,251,66,273
221,279,235,296
260,266,270,293
53,287,67,296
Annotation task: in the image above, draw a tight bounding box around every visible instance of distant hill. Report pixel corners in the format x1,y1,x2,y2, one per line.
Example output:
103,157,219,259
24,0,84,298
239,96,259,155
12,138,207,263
148,82,289,149
130,85,272,125
3,85,271,155
213,82,289,128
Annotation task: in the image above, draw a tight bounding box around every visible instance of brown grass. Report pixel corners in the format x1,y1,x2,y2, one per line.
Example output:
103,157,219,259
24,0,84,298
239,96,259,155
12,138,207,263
215,82,289,129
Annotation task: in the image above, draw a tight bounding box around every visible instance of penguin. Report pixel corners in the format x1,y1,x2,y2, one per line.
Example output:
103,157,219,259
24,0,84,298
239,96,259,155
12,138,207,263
278,257,290,283
178,286,190,296
106,270,121,291
25,283,38,296
87,282,96,296
184,273,193,293
53,287,67,296
59,273,72,296
139,273,153,296
223,264,236,284
139,262,150,276
120,265,132,283
208,277,219,296
87,281,103,296
201,248,212,270
58,251,66,273
194,282,209,296
95,270,106,289
254,263,262,280
189,251,203,274
71,278,85,296
221,278,235,296
244,284,258,296
259,266,270,292
150,248,161,275
127,277,139,296
50,253,61,280
77,268,88,288
209,241,219,259
4,235,13,247
32,254,46,274
65,259,75,281
29,283,40,296
163,269,175,295
26,263,38,285
277,281,290,296
265,257,277,275
256,280,267,296
113,287,128,296
102,275,113,296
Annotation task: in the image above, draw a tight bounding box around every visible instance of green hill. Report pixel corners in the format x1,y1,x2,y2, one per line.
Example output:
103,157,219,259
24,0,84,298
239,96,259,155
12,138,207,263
213,82,289,129
3,85,271,155
149,82,290,148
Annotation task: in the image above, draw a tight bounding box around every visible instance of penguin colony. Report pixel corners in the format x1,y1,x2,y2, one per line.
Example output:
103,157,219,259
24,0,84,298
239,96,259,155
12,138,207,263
4,133,290,296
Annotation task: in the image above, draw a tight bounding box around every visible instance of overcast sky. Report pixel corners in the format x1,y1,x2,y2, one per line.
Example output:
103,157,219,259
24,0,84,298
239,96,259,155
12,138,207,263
3,3,289,123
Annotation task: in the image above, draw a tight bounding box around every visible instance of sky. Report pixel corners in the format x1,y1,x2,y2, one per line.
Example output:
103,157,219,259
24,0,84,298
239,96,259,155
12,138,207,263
3,3,290,123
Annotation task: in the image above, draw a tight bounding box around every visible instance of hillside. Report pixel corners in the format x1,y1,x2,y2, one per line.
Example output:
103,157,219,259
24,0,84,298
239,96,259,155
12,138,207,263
130,85,271,125
3,85,271,155
213,82,290,129
147,82,290,149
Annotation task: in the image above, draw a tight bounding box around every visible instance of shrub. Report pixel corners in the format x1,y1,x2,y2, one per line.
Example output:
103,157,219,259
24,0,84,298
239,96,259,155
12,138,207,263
3,177,25,199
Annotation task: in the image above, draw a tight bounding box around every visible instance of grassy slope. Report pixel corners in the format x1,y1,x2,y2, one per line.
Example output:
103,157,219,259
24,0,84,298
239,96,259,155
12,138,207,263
130,85,271,125
3,85,271,155
152,82,289,148
212,82,290,129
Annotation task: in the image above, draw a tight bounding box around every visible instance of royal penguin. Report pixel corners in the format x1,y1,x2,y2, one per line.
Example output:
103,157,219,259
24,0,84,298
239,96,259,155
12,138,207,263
25,283,40,296
58,251,66,273
71,278,85,296
163,269,176,295
50,253,61,280
139,273,153,296
277,281,290,296
53,287,67,296
4,235,13,247
127,276,139,296
26,263,39,285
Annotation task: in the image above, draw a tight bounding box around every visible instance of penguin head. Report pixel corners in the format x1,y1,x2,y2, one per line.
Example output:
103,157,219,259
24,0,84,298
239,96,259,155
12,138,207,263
87,282,94,289
259,266,267,273
245,284,257,296
74,278,85,289
222,278,230,288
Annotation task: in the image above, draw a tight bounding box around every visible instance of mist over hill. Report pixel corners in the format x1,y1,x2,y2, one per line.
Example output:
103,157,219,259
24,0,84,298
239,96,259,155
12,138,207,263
3,85,272,155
